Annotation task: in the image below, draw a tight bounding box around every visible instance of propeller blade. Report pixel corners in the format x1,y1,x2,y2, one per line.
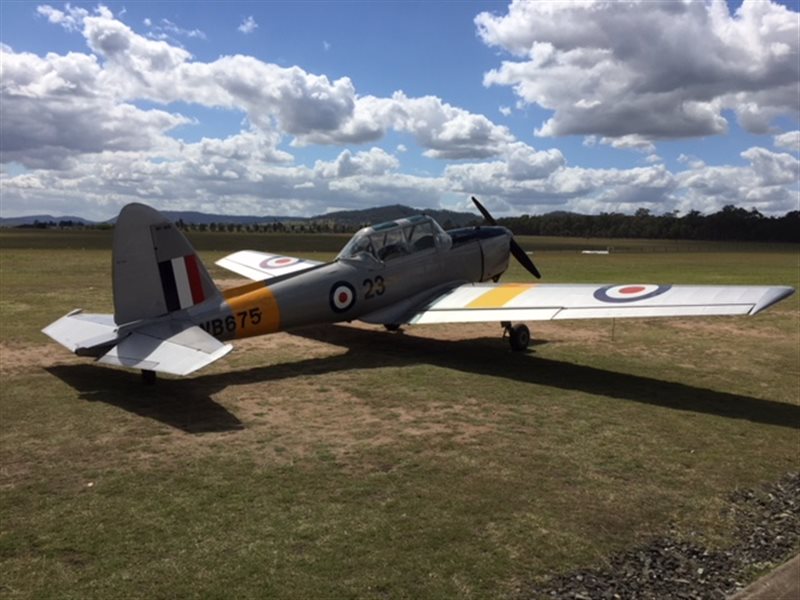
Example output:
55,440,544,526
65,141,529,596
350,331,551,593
471,196,496,225
510,239,542,279
472,196,542,279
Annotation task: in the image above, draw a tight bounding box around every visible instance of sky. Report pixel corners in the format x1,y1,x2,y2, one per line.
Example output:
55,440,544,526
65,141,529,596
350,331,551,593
1,0,798,220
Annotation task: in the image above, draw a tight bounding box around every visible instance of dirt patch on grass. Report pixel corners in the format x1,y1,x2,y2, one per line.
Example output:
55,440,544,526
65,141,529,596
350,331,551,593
667,319,785,339
189,365,498,471
216,277,250,290
7,328,501,476
10,312,794,477
0,341,81,376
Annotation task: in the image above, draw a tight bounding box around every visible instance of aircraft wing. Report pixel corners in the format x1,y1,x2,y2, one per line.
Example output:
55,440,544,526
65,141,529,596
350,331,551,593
405,283,795,324
216,250,323,281
97,321,232,376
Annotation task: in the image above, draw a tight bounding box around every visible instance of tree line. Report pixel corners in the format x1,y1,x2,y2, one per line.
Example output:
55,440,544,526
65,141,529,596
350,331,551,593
15,205,799,243
173,220,352,234
497,206,799,243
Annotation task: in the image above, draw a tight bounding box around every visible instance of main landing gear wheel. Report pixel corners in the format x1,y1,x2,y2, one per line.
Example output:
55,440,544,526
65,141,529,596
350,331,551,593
502,321,530,352
384,323,402,332
141,369,157,385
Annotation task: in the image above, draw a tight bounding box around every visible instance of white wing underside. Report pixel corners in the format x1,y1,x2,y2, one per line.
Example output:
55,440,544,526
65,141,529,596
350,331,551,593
405,283,794,324
216,250,322,281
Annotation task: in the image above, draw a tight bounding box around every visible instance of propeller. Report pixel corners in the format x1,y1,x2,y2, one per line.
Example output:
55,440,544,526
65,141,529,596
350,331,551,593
471,196,542,279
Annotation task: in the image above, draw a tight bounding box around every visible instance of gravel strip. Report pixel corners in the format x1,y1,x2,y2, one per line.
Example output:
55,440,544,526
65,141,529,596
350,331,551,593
520,472,799,599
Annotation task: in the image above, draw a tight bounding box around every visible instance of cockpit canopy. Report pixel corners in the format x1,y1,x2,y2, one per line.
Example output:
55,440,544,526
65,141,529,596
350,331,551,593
337,215,450,262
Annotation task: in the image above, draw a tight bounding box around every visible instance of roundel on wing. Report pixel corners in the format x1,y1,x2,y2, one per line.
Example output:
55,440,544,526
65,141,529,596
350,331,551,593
330,281,356,313
593,284,672,303
261,256,300,269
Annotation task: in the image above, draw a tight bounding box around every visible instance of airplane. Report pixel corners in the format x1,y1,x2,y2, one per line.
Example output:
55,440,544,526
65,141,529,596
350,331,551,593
43,197,794,383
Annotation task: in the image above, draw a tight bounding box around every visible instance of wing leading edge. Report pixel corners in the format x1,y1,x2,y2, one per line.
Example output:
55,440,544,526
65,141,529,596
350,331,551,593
406,283,795,324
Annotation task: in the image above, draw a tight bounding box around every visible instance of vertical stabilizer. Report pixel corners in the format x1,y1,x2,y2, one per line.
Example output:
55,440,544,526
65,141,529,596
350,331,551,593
113,203,219,325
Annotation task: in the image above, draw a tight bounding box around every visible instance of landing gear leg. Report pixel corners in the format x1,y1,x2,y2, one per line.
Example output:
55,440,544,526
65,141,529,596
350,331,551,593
141,369,157,385
502,322,530,352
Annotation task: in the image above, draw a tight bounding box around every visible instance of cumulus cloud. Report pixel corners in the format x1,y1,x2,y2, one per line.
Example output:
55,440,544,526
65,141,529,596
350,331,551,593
2,3,798,220
774,130,800,152
392,93,515,159
36,4,88,31
17,7,516,162
293,92,516,159
477,0,799,142
443,142,571,203
676,147,800,214
442,144,800,216
144,17,206,43
5,5,498,217
314,148,399,179
740,147,799,186
238,16,258,34
0,46,190,168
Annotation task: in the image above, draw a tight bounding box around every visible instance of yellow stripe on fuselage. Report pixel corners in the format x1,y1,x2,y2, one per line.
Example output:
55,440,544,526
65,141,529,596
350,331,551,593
224,282,281,338
467,284,534,309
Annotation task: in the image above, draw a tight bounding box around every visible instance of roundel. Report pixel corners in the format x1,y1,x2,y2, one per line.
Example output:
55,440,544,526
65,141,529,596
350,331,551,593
330,281,356,313
593,284,672,303
261,256,300,269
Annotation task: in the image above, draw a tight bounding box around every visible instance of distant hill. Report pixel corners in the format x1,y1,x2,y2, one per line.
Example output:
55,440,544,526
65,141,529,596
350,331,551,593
0,215,96,227
1,204,480,229
157,211,298,226
0,211,308,228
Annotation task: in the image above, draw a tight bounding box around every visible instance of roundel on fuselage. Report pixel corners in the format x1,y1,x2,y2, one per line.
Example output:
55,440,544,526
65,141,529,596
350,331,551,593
330,281,356,313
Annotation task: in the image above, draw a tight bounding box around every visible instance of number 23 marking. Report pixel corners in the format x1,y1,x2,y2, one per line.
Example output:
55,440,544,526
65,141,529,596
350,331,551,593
363,276,386,299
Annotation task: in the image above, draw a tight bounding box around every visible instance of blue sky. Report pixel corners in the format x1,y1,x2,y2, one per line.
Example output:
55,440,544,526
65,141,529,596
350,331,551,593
1,1,798,220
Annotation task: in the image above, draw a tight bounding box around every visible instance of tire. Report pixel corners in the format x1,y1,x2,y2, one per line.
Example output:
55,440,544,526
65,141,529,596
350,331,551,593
509,324,530,352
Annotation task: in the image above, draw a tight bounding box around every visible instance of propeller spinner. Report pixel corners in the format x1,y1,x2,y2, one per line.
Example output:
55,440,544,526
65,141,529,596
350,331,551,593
472,196,542,279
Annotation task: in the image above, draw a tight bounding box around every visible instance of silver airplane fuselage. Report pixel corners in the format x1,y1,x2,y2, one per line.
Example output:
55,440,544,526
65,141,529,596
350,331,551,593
187,221,512,342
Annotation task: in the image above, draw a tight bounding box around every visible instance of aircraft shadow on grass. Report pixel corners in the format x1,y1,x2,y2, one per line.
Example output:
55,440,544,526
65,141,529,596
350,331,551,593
45,364,244,434
47,324,799,433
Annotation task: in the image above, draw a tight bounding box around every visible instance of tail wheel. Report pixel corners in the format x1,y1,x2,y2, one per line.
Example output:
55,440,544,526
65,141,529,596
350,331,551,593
507,324,530,352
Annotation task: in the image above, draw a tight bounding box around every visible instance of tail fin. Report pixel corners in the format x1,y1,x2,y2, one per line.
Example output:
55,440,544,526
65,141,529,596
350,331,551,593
113,203,220,325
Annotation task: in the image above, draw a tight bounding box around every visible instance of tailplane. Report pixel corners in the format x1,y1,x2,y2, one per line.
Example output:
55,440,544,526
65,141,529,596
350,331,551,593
112,203,220,324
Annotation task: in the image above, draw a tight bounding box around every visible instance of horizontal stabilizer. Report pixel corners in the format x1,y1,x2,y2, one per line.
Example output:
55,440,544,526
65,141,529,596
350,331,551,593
97,322,232,376
42,310,120,354
216,250,322,281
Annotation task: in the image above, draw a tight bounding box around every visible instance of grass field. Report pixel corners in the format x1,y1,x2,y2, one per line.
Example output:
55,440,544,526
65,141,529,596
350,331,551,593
1,230,798,599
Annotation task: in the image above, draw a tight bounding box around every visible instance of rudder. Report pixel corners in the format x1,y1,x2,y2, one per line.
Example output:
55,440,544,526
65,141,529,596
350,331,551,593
113,203,220,325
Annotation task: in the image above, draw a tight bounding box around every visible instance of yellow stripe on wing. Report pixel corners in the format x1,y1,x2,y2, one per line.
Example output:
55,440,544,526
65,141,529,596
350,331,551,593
466,284,534,309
